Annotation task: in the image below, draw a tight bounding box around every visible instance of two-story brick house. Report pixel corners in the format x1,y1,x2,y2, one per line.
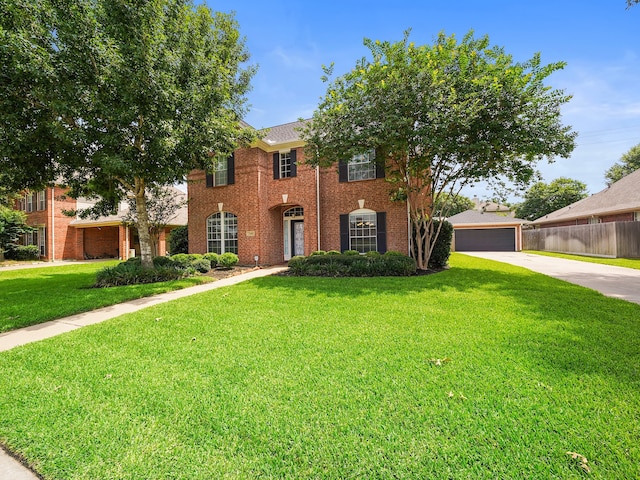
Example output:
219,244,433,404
188,120,409,265
15,187,186,261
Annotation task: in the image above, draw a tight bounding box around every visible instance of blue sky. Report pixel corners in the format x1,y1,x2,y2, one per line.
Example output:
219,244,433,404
206,0,639,201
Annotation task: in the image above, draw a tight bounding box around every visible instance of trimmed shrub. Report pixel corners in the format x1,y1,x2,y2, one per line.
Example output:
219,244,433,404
364,250,381,258
6,245,40,260
218,252,239,269
287,252,416,277
152,256,176,268
191,258,212,273
310,250,326,256
343,250,359,256
95,262,185,287
168,225,188,255
203,252,219,268
428,220,453,269
170,253,193,269
326,250,341,255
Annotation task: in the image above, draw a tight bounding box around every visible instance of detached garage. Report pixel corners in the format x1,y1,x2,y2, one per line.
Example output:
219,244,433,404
448,210,528,252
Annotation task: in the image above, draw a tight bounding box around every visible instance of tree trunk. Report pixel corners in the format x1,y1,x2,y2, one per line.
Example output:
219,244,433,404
134,178,154,269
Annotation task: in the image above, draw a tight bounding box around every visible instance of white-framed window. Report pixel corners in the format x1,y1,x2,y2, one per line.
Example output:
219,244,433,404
207,212,238,254
279,152,292,178
634,211,640,222
25,230,35,246
37,190,46,211
349,209,377,253
212,156,228,186
18,197,26,211
26,193,34,212
38,227,46,256
348,150,376,181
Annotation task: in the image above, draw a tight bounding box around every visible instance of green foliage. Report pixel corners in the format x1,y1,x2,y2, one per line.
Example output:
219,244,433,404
433,193,475,217
343,250,360,256
203,252,219,268
301,30,575,270
95,262,186,287
514,177,588,221
191,258,212,273
0,0,257,268
287,252,416,277
310,250,326,256
218,252,239,269
0,206,31,259
604,143,640,186
168,226,189,255
326,250,341,255
151,256,177,268
170,253,194,269
6,244,40,261
428,220,454,269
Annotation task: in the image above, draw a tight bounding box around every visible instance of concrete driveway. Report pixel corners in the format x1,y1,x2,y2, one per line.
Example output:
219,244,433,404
463,251,640,306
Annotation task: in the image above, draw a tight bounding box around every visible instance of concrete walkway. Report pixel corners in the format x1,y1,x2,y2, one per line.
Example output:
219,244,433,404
464,251,640,305
0,265,287,479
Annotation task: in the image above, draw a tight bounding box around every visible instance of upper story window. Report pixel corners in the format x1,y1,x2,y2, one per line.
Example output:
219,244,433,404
273,150,297,179
339,149,384,182
26,193,34,212
348,151,377,181
205,154,235,188
37,190,46,211
634,211,640,222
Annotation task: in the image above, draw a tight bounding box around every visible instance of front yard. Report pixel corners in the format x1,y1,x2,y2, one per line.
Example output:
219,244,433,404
0,254,638,478
0,261,213,332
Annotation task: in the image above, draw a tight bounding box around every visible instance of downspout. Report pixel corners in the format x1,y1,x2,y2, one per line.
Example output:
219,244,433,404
407,200,411,256
50,187,55,262
316,166,321,251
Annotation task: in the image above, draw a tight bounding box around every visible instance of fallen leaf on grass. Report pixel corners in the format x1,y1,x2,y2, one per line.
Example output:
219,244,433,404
428,357,451,367
566,451,591,473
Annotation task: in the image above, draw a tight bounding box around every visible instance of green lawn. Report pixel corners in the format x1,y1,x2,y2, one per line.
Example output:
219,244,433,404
0,261,212,332
0,254,638,479
524,250,640,270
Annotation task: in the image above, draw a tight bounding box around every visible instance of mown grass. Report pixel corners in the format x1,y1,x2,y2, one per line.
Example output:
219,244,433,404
0,261,212,332
0,254,638,479
524,250,640,270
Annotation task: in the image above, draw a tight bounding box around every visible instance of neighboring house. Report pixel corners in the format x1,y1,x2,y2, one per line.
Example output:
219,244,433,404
531,168,640,227
448,210,528,252
524,169,640,258
187,120,409,265
471,196,514,217
15,187,187,261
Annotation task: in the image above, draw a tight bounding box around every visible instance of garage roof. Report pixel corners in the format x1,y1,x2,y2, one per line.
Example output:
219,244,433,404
447,210,528,227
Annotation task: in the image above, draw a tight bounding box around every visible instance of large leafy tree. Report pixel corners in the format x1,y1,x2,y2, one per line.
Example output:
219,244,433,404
0,0,255,268
433,193,475,217
301,31,576,269
514,177,588,221
604,143,640,186
0,206,31,261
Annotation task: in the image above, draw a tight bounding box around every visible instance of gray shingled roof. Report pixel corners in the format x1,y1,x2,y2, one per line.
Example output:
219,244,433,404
532,168,640,224
448,209,527,225
261,119,309,145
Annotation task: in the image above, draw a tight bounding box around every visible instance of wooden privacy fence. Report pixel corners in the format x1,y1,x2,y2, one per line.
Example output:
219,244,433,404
523,222,640,258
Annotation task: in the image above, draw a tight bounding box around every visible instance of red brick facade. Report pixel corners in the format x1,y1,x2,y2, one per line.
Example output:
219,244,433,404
188,141,409,266
15,187,180,261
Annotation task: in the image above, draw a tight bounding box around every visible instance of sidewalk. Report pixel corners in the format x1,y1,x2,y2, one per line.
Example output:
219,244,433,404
0,265,287,479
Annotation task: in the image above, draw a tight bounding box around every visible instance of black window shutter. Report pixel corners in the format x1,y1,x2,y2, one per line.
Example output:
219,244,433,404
375,162,386,178
273,153,279,179
290,149,297,177
338,160,348,182
340,214,350,252
376,212,387,253
227,153,235,185
205,172,213,188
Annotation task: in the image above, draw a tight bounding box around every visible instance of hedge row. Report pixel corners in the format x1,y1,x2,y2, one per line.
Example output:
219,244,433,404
95,252,239,287
288,251,416,277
